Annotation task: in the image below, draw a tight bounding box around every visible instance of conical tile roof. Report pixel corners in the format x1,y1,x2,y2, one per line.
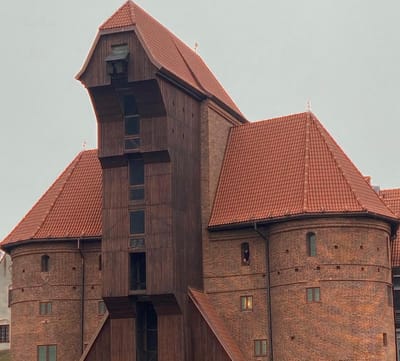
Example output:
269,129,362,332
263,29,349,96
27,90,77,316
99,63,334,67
209,112,397,227
1,150,102,248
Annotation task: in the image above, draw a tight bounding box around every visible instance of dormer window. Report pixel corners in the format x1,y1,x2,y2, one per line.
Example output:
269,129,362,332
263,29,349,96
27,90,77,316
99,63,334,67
105,44,129,79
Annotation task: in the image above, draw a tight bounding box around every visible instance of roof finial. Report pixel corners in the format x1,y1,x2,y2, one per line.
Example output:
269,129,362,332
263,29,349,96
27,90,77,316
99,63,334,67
194,42,199,53
82,140,87,150
306,99,312,112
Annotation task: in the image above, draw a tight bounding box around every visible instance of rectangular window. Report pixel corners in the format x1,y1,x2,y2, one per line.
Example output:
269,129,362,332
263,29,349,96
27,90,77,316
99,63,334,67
39,302,52,315
130,211,145,235
306,287,320,302
124,95,141,151
38,345,57,361
130,253,146,291
254,339,267,356
129,158,144,201
383,332,388,346
307,232,316,257
241,242,250,266
0,325,9,343
240,296,253,311
137,303,158,361
130,238,145,249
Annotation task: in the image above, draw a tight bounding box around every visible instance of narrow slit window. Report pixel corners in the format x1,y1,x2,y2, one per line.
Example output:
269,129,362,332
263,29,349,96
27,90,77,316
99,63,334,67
41,255,50,272
383,333,388,346
241,242,250,266
307,232,317,257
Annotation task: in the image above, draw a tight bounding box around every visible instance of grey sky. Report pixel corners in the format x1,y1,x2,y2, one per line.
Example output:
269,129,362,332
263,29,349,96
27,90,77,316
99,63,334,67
1,1,400,240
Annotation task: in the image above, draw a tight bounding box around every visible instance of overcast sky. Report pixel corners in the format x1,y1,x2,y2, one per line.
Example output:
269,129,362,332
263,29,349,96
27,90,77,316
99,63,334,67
1,0,400,240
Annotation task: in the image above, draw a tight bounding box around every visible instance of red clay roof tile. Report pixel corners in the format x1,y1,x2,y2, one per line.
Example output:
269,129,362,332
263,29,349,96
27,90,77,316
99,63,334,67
1,150,102,248
188,288,246,361
209,112,397,227
380,188,400,267
81,1,243,119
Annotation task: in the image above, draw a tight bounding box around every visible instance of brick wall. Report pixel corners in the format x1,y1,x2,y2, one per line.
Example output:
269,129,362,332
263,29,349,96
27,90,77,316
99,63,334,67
9,239,102,361
269,217,396,361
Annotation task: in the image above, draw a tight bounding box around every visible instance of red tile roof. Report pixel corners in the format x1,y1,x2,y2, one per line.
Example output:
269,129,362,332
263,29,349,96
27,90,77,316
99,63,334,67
78,1,244,120
188,288,246,361
210,112,397,228
1,150,102,248
380,188,400,267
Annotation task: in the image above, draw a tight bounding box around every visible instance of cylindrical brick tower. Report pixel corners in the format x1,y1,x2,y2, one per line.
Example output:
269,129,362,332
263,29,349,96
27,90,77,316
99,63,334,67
9,240,102,361
269,217,396,361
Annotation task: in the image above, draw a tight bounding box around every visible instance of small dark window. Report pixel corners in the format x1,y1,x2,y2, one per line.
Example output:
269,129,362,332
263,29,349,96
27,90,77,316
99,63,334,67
130,253,146,291
38,345,57,361
98,301,106,315
383,332,388,346
0,325,9,343
41,255,50,272
240,296,253,311
307,232,317,257
306,287,320,302
130,211,145,235
241,242,250,266
98,254,102,271
39,302,52,315
254,339,267,356
124,95,141,151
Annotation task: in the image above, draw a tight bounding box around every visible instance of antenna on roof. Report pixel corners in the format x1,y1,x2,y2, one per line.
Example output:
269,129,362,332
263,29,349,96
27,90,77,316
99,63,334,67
306,99,312,112
194,42,199,53
82,140,87,150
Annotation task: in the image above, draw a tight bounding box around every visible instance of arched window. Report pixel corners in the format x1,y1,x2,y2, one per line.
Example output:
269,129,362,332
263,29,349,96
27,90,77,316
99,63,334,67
307,232,316,257
241,242,250,266
41,255,50,272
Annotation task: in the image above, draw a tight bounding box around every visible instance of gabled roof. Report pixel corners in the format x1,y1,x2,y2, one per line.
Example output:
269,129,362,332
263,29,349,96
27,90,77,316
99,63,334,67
77,1,244,120
209,112,397,228
188,288,246,361
1,150,102,249
380,188,400,267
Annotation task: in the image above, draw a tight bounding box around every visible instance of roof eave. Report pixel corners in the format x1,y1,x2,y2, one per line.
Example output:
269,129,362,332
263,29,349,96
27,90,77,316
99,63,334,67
0,235,102,253
208,210,400,233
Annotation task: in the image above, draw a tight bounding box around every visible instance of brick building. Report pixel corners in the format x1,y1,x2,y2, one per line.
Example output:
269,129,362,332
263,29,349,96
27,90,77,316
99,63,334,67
2,2,400,361
0,251,11,353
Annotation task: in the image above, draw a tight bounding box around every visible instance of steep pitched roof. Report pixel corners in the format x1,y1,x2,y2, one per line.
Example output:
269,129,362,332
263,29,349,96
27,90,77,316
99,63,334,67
1,150,102,249
188,288,246,361
380,188,400,267
210,112,397,228
78,1,243,119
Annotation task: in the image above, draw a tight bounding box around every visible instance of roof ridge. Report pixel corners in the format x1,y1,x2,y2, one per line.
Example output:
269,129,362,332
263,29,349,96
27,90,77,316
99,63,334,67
31,151,85,239
171,36,205,93
310,114,364,211
302,112,311,212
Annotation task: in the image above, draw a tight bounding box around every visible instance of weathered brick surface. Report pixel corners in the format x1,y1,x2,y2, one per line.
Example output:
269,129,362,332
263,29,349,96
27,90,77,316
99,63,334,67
9,240,102,361
269,217,395,361
204,230,270,359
